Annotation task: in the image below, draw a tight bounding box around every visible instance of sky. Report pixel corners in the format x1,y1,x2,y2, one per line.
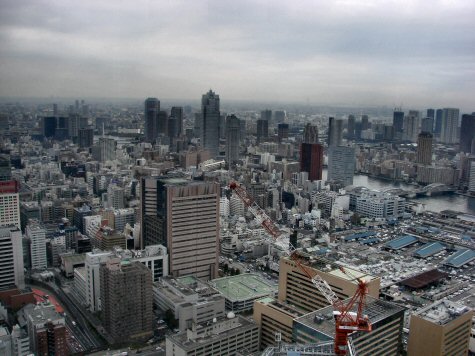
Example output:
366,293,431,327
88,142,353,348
0,0,474,110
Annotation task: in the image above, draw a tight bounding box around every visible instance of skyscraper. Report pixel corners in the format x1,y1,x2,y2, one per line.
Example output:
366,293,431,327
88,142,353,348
300,143,324,181
327,117,343,147
225,115,241,165
421,117,434,133
427,108,435,119
0,226,24,290
327,145,355,186
403,110,420,142
416,132,433,165
201,90,220,157
0,155,11,181
434,109,443,135
256,116,269,143
100,259,153,344
144,98,160,142
157,110,168,136
278,123,289,143
460,114,475,153
26,220,47,271
141,177,219,280
170,106,184,137
347,115,356,140
78,127,94,148
274,110,286,124
440,108,459,144
393,110,404,137
361,114,370,130
0,180,20,229
303,123,319,143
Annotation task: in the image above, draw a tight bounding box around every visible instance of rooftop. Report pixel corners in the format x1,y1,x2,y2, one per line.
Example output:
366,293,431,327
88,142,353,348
211,273,276,302
385,235,418,250
444,248,475,268
399,269,448,289
413,242,446,258
415,300,471,325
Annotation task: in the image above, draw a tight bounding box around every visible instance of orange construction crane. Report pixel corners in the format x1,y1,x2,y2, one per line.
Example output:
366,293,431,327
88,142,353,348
229,182,371,355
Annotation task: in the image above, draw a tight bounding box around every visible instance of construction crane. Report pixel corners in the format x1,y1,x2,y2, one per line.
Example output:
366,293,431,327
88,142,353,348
229,182,371,355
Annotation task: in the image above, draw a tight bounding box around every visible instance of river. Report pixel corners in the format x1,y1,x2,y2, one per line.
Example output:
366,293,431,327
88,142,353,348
322,169,475,215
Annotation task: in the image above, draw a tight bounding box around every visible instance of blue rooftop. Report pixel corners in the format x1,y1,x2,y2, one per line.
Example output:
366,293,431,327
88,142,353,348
343,231,377,242
385,235,418,250
444,249,475,268
413,242,446,258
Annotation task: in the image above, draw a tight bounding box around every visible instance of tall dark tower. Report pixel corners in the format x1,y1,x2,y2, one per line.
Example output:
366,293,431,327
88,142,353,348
460,114,475,154
347,115,356,140
201,90,220,157
416,132,433,165
278,123,289,143
393,110,404,135
327,117,342,147
434,109,443,135
300,143,324,181
257,110,270,143
144,98,160,142
171,106,184,137
303,123,319,143
225,115,241,165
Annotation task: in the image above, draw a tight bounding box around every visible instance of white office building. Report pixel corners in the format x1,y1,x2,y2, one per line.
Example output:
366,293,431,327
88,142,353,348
0,226,24,290
26,221,47,271
85,250,113,312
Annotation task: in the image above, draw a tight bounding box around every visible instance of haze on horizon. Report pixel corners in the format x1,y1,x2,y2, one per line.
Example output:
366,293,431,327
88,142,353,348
0,0,474,111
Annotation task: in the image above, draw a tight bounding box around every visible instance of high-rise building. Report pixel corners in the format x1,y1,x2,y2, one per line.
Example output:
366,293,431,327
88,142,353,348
0,155,11,181
434,108,443,135
327,145,355,187
144,98,160,142
141,177,219,280
460,114,475,154
85,250,113,312
407,300,473,356
416,132,433,165
303,123,319,143
171,106,184,137
92,137,116,162
420,117,434,133
274,110,286,124
440,108,459,144
201,90,220,157
300,143,323,181
347,115,356,140
361,114,370,130
327,117,343,147
225,114,241,165
0,180,20,229
26,220,47,271
42,116,57,138
158,110,168,136
393,110,404,135
278,123,289,143
403,110,420,142
427,108,435,119
100,258,153,344
257,118,269,143
24,302,67,356
0,226,24,290
78,127,94,148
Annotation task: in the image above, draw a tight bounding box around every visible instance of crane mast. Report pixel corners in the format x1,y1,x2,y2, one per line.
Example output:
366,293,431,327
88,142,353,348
229,182,371,355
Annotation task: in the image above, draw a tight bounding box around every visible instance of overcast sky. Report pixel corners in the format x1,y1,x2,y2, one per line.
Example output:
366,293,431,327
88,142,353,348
0,0,474,110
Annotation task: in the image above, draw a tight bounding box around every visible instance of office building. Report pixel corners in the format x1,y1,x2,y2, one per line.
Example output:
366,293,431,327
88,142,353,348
420,117,434,133
361,114,370,130
393,110,404,135
24,302,67,356
303,123,319,143
403,111,420,142
460,114,475,153
407,300,473,356
166,315,259,356
274,110,286,124
73,204,93,235
225,114,241,165
93,137,116,162
112,208,135,233
327,117,343,147
0,226,24,290
416,132,433,165
440,108,459,144
278,123,289,143
144,98,160,142
277,257,380,313
11,324,30,356
141,177,219,280
26,220,47,270
327,145,355,187
347,115,356,140
293,296,405,356
85,250,113,312
158,110,168,136
201,90,220,157
171,106,184,137
92,226,126,251
78,127,94,148
0,181,20,229
469,161,475,193
257,110,271,143
427,108,435,119
100,259,153,343
300,143,323,181
354,190,406,219
0,155,11,181
434,108,443,135
106,184,125,209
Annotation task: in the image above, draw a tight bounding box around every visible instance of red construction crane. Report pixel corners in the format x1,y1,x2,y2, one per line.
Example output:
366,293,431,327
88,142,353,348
229,181,371,355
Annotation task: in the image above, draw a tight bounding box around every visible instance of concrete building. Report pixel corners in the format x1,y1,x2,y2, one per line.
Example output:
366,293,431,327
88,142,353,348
440,108,459,144
92,226,126,251
327,145,355,187
26,221,47,271
170,106,184,137
93,137,117,162
0,181,20,229
0,326,12,356
73,266,87,303
225,114,241,165
201,90,220,158
354,190,406,219
0,226,24,290
85,250,113,312
113,208,135,233
24,302,67,356
100,259,153,344
277,257,380,313
253,297,306,350
11,324,30,356
407,300,473,356
293,296,405,356
303,123,319,144
141,177,219,280
403,110,421,142
327,117,343,147
416,165,458,185
106,184,125,209
300,143,324,181
153,276,224,331
460,114,475,154
470,161,475,194
257,116,269,143
416,131,433,165
393,110,404,137
166,315,259,356
277,123,289,143
144,97,160,143
78,127,94,148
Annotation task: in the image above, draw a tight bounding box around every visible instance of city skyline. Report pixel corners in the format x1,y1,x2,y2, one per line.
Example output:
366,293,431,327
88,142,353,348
0,1,474,110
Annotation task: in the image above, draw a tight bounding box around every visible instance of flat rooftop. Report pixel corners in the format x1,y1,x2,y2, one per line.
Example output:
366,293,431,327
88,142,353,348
255,297,306,318
399,269,448,289
444,248,475,268
343,231,377,242
385,235,418,250
295,296,406,338
415,300,471,325
211,274,275,302
413,242,446,258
